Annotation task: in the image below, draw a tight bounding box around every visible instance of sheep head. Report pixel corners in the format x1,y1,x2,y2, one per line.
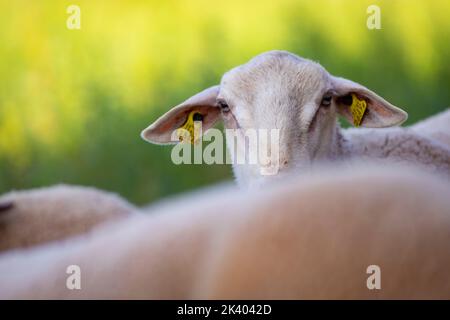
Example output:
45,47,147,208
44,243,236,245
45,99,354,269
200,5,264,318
142,50,408,187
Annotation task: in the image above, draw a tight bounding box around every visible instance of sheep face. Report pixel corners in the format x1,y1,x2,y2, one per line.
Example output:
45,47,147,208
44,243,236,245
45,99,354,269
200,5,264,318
142,50,408,187
217,51,338,186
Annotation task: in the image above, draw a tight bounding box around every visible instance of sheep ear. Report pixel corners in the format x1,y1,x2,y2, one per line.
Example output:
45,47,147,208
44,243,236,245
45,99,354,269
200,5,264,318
332,76,408,128
141,86,221,144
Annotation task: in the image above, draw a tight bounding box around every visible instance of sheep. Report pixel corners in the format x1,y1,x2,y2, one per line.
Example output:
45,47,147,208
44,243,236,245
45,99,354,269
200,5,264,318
141,50,450,188
0,163,449,299
0,184,135,252
411,108,450,147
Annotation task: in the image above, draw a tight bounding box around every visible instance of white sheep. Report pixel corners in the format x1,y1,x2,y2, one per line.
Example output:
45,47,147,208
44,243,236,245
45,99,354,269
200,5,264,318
0,184,135,252
0,164,449,299
142,50,450,187
411,108,450,147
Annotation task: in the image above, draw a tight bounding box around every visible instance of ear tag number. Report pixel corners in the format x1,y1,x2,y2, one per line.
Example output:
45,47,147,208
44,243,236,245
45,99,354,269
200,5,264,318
177,111,203,144
350,94,367,127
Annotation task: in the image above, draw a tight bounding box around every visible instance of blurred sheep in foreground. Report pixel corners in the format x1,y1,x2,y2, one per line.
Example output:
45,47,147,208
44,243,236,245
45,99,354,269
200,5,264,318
0,185,135,252
0,164,449,299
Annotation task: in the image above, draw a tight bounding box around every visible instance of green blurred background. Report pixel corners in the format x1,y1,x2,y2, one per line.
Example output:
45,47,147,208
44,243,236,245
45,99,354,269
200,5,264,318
0,0,449,205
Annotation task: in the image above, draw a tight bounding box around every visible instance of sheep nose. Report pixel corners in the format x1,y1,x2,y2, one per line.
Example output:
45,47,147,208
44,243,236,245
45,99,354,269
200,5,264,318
259,156,288,175
276,158,289,168
259,160,282,176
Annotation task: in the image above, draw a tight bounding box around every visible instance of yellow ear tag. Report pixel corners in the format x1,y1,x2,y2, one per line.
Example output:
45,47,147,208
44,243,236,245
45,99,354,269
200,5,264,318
350,93,367,127
176,111,203,144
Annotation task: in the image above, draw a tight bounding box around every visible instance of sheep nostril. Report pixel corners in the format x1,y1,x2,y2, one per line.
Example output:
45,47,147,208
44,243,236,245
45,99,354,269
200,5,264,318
283,160,288,166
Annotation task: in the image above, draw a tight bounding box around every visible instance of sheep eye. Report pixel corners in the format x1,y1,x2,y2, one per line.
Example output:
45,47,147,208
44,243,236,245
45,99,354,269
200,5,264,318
217,100,230,113
321,95,333,107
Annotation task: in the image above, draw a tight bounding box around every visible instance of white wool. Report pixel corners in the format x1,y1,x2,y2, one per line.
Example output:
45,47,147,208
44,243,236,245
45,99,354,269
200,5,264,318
0,164,449,299
0,184,135,251
410,108,450,147
341,126,450,176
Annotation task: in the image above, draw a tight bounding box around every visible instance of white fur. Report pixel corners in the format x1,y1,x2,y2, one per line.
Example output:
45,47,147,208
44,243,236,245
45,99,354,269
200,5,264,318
0,184,135,252
410,108,450,147
0,164,449,299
